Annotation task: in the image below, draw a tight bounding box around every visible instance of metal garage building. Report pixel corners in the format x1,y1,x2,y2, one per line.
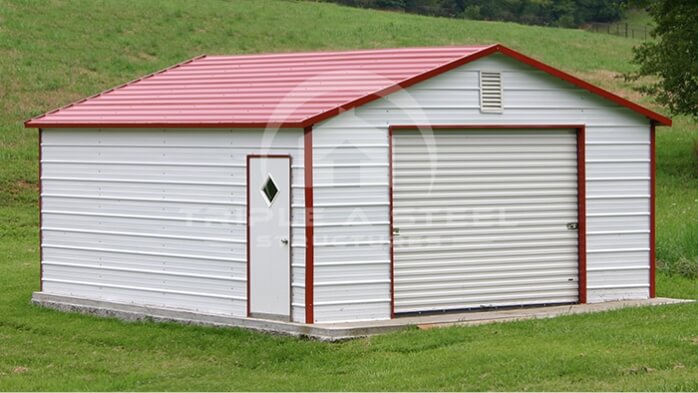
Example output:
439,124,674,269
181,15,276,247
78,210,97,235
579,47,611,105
26,44,671,327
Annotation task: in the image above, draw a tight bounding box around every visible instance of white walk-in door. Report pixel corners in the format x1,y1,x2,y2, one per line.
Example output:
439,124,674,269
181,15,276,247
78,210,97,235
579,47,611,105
248,156,291,320
392,129,580,314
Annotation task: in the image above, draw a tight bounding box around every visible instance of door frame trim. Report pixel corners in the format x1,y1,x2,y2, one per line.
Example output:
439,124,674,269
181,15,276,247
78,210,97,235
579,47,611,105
388,124,587,318
246,154,293,319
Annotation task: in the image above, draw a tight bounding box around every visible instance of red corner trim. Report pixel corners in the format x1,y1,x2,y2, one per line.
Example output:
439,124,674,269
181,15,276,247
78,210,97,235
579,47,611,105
388,124,588,310
304,126,315,324
649,121,657,298
577,126,587,304
38,128,43,292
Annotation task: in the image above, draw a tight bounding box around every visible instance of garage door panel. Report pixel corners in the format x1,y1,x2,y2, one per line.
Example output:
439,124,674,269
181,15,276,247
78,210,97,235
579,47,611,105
395,239,578,254
395,214,577,226
393,196,578,209
395,290,579,313
395,246,578,262
394,181,578,193
394,154,576,163
393,160,577,170
395,269,579,285
392,145,577,154
394,204,577,216
392,128,580,314
395,254,578,269
393,130,575,143
393,168,577,178
396,277,578,293
395,225,579,239
394,174,577,185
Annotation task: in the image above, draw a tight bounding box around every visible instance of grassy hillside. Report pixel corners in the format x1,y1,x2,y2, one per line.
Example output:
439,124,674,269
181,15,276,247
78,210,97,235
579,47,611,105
0,0,697,390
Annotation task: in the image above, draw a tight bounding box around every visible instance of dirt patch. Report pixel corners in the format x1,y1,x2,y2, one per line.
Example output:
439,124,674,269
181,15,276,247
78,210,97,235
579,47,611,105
126,51,158,63
12,366,29,374
9,180,38,197
624,365,656,375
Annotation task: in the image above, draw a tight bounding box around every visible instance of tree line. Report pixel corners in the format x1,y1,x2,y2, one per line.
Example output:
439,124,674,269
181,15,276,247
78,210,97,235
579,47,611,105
326,0,627,28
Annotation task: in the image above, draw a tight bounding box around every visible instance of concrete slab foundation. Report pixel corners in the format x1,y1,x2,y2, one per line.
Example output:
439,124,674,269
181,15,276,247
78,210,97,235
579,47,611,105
31,292,693,341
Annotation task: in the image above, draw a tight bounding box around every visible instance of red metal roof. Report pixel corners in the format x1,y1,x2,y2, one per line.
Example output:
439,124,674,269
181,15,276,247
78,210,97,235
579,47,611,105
25,44,671,128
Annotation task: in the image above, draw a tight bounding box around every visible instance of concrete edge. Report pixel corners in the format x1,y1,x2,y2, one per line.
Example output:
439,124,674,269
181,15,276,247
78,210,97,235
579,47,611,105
415,297,695,329
31,292,694,340
30,292,407,341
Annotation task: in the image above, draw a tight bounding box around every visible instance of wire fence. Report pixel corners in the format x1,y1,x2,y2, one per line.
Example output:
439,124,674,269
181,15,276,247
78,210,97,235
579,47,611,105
585,22,653,40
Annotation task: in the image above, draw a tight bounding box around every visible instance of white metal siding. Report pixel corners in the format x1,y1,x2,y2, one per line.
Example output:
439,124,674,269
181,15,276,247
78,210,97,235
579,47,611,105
392,129,579,313
40,128,306,321
312,53,650,322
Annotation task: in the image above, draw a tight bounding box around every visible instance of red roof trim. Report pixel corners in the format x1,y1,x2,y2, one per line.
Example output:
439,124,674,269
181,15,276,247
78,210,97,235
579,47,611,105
25,44,671,128
301,44,670,127
23,122,304,129
493,45,672,126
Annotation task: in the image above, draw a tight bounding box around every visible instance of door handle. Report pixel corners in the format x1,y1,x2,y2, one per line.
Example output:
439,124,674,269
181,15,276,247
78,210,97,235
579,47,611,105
280,238,289,245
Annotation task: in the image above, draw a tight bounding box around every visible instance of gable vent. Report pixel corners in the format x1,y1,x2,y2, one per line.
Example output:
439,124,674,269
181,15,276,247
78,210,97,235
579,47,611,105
479,71,503,113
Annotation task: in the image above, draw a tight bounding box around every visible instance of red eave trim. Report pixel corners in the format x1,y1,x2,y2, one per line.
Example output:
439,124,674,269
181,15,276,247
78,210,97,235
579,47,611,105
24,121,305,129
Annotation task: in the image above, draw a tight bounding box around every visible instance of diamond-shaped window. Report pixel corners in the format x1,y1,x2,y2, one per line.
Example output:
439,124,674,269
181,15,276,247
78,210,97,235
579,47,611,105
261,175,279,206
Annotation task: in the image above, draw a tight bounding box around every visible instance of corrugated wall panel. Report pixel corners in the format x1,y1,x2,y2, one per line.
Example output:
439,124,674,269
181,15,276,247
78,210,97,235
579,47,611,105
41,128,306,321
43,246,245,277
311,125,391,322
312,53,650,322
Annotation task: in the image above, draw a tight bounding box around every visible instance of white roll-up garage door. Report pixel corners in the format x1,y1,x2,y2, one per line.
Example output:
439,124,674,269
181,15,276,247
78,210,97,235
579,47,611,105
392,128,580,314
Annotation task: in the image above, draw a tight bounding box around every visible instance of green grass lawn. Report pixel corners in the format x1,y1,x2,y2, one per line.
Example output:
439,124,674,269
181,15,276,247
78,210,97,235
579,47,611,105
623,7,656,28
0,0,697,390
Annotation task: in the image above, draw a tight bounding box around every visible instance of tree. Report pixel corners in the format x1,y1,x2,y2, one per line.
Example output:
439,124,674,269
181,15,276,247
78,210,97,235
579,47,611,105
628,0,698,118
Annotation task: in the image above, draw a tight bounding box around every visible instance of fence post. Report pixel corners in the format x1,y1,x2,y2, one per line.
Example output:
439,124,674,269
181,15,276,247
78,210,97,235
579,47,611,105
625,23,628,37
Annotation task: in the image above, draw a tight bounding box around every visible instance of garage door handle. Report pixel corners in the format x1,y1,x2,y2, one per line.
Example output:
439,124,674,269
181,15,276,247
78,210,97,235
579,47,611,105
566,222,578,230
